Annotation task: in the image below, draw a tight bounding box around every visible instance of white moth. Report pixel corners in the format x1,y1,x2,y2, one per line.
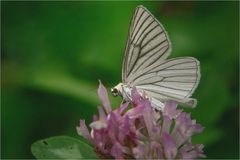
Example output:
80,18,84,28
111,5,200,111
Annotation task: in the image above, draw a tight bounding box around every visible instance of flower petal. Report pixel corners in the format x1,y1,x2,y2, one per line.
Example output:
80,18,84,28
76,120,93,143
125,102,147,119
90,120,107,130
180,143,206,159
92,129,109,153
89,107,107,130
98,106,107,121
161,115,172,134
77,81,205,159
147,141,163,159
163,101,181,119
172,112,204,147
131,87,142,105
98,80,111,113
107,112,118,142
111,142,124,159
116,102,129,115
143,105,155,138
118,115,130,144
161,132,177,159
133,142,145,159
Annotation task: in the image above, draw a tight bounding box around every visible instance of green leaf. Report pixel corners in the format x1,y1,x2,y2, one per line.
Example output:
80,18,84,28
31,136,98,159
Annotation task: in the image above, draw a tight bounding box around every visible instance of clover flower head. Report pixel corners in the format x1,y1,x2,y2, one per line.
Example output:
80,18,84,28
77,81,205,159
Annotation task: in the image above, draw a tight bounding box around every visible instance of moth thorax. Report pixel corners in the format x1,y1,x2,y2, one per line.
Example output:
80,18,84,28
111,83,123,97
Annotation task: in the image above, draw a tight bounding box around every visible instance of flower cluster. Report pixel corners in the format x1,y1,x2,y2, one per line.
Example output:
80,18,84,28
77,82,205,159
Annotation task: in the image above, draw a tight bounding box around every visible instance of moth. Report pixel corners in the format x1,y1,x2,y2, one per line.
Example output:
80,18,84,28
111,5,200,111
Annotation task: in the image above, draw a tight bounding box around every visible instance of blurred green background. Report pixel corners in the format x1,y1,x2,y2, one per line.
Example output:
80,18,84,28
1,1,239,159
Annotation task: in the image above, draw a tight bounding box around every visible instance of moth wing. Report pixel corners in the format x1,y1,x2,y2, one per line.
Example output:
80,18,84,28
134,57,200,108
122,5,171,83
122,5,200,109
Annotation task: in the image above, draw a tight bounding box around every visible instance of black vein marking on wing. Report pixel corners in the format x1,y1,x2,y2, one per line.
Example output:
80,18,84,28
124,6,170,79
127,39,167,78
127,29,167,77
131,15,151,44
133,71,197,85
122,6,140,82
186,59,199,98
131,58,197,83
140,30,164,51
140,88,186,99
127,24,162,75
134,20,156,45
140,45,169,64
164,74,196,78
127,9,151,77
126,9,145,76
150,98,164,110
151,96,169,104
127,45,140,78
140,77,196,84
138,83,191,92
140,39,167,58
137,83,191,98
131,8,143,38
135,23,158,46
149,58,196,73
163,67,196,70
161,80,196,83
130,45,169,76
133,58,199,98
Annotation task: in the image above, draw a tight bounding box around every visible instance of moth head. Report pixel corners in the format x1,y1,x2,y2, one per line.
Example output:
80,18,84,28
111,87,119,97
111,83,123,97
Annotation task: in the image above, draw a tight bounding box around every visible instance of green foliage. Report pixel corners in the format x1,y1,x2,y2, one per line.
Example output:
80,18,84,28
31,136,97,159
2,1,239,159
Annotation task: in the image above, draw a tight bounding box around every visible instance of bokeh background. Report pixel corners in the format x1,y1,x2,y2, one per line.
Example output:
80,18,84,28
1,1,239,159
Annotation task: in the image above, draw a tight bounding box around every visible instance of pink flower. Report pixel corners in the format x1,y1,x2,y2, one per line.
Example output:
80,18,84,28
77,81,205,159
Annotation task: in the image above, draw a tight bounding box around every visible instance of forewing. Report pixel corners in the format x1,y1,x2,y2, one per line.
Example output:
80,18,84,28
122,5,171,83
